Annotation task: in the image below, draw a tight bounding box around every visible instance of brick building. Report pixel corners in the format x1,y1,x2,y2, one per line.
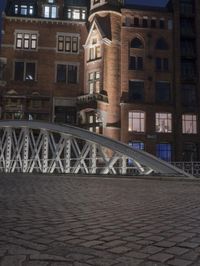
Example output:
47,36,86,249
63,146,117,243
0,0,200,162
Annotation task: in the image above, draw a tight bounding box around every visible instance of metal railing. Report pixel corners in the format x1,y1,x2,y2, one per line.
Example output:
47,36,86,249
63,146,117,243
172,162,200,177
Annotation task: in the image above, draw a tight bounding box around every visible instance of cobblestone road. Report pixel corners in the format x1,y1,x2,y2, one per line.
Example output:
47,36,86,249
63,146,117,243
0,175,200,266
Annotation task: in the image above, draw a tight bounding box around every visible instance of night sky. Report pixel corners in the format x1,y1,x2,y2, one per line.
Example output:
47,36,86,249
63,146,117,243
0,0,169,11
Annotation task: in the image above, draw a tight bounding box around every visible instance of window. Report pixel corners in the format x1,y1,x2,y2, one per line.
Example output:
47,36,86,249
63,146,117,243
182,143,198,161
182,114,197,134
56,64,78,84
129,141,144,150
156,81,171,103
151,18,156,28
67,8,87,20
130,38,144,48
156,113,172,133
55,106,76,125
14,4,34,16
57,34,79,53
44,5,57,18
128,111,145,132
89,40,101,61
155,38,169,50
159,19,165,29
181,60,195,79
14,61,36,81
129,56,143,70
15,32,38,50
181,84,197,106
128,81,144,102
88,71,100,94
142,17,148,27
156,143,172,161
0,58,7,81
155,58,169,71
134,17,139,27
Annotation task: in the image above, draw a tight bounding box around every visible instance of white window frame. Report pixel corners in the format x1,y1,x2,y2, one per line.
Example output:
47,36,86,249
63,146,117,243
182,114,197,134
56,33,79,54
14,30,38,51
128,111,145,133
88,71,101,94
156,113,172,133
43,4,58,18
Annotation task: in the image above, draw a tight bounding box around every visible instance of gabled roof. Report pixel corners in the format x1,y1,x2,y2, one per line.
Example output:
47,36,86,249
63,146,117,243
85,14,112,46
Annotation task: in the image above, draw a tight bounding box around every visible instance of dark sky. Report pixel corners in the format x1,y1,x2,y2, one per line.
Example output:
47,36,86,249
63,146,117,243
126,0,169,6
0,0,169,10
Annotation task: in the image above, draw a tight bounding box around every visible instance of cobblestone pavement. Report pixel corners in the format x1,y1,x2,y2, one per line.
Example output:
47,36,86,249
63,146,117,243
0,175,200,266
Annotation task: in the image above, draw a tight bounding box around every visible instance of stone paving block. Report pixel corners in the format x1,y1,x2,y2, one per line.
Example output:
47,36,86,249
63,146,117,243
125,250,149,259
149,252,174,263
1,255,26,266
141,245,163,254
108,246,132,254
166,246,189,255
26,262,49,266
104,240,126,248
179,242,200,249
156,241,176,248
30,254,68,262
81,240,104,248
167,258,193,266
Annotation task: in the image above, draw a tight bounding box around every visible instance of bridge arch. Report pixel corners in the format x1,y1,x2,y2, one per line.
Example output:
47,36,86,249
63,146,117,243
0,121,190,177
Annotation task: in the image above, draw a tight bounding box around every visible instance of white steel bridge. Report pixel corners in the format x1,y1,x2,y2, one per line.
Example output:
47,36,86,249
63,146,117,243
0,121,191,177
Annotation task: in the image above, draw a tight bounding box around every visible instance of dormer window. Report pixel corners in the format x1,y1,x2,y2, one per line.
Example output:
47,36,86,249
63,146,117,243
14,4,34,16
67,8,87,21
88,38,101,61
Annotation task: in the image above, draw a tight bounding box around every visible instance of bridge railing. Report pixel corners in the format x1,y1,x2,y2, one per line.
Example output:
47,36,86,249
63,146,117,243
171,162,200,177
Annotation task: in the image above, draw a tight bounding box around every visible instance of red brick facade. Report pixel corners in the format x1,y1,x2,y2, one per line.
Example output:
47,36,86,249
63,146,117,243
0,0,200,162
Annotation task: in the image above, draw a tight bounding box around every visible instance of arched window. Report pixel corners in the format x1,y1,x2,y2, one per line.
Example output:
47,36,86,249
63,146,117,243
155,38,169,50
130,38,143,48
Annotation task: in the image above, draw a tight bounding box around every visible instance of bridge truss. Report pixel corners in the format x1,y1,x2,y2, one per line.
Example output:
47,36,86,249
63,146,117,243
0,121,191,177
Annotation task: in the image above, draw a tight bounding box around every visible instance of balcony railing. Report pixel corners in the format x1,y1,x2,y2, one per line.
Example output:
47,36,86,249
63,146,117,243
77,93,108,105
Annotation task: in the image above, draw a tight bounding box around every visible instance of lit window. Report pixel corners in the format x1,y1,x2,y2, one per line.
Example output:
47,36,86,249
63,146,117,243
182,114,197,134
14,61,36,81
128,111,145,132
56,64,78,84
57,34,79,53
14,4,34,16
88,71,100,94
156,143,172,162
66,8,87,20
156,113,172,133
89,40,101,61
15,32,38,50
44,5,57,18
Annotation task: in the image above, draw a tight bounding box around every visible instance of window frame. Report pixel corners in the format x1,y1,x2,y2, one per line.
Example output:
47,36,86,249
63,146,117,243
15,30,38,51
156,112,172,133
14,60,37,81
57,33,79,54
56,62,79,84
182,114,197,134
128,110,145,133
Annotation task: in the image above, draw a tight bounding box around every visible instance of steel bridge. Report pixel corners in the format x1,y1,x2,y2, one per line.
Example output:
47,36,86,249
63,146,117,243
0,121,191,177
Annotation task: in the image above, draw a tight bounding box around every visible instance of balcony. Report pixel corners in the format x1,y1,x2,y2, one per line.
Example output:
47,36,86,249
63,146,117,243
77,93,108,110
